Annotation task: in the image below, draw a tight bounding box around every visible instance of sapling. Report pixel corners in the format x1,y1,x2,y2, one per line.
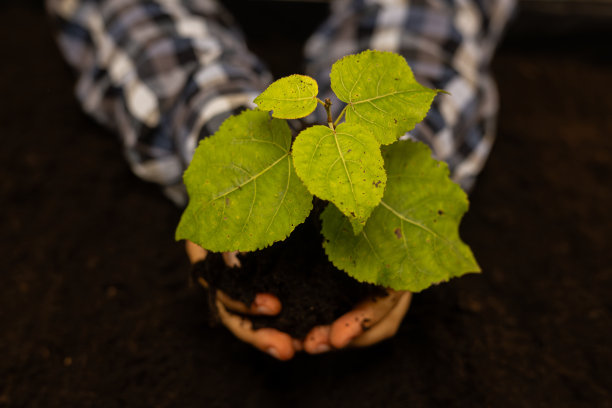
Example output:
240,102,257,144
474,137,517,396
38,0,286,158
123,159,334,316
176,50,480,293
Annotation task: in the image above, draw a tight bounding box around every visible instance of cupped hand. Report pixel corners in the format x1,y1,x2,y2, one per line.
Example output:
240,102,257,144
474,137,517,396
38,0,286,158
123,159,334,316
185,241,301,360
186,241,411,359
302,289,412,354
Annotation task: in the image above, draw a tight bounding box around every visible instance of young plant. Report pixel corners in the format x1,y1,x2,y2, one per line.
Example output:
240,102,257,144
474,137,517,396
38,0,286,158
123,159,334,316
176,50,480,292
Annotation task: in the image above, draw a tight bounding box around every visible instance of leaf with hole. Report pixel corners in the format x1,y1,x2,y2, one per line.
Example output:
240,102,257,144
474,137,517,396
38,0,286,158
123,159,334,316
321,140,480,291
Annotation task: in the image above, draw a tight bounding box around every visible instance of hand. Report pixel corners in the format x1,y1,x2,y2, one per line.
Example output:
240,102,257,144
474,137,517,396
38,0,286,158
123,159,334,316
302,289,412,354
186,241,411,359
185,241,301,361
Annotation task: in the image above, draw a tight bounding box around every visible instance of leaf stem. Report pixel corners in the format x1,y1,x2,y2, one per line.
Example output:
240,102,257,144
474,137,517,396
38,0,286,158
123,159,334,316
333,105,347,127
323,98,334,130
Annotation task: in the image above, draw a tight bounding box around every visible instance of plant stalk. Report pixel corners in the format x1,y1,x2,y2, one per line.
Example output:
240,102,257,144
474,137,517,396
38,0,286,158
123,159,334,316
324,98,334,130
334,105,347,127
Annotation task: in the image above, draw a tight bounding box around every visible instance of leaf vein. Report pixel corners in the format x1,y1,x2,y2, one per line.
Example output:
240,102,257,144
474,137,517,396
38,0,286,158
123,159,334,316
361,230,383,263
234,137,287,153
333,130,357,208
241,178,257,233
208,153,289,203
259,96,315,102
351,89,429,105
335,131,367,149
381,199,472,266
306,132,334,174
350,107,385,128
265,158,291,233
367,100,389,114
380,200,439,238
348,62,368,99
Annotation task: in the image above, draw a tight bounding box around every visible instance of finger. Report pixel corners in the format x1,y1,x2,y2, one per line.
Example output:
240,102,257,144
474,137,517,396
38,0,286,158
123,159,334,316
329,290,406,349
186,240,208,264
216,297,296,361
303,325,332,354
196,276,281,316
348,291,412,348
222,251,241,268
188,242,280,315
217,291,282,316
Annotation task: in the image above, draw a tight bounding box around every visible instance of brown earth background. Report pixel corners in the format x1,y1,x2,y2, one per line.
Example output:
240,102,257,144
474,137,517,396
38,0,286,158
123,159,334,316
1,1,611,406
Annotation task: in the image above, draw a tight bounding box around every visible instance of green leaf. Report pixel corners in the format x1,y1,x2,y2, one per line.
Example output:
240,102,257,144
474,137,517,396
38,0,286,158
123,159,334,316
292,123,386,233
254,74,319,119
176,110,313,252
330,50,439,145
321,140,480,292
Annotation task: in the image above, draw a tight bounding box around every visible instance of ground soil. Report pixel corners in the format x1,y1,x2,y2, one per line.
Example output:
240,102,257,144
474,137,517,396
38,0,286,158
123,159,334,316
194,210,386,339
1,2,611,407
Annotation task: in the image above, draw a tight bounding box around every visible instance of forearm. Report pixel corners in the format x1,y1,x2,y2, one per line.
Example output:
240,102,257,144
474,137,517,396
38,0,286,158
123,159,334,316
305,0,515,191
47,0,271,205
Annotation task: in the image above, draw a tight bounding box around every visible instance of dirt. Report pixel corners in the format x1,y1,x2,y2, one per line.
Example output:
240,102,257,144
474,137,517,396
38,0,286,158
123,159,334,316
193,211,386,339
1,2,612,408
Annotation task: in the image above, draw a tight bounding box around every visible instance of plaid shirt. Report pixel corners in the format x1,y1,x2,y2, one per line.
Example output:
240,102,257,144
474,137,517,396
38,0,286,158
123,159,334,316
47,0,515,206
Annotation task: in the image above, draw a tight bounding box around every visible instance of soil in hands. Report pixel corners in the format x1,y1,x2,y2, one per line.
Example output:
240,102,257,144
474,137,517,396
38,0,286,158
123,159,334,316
192,211,386,340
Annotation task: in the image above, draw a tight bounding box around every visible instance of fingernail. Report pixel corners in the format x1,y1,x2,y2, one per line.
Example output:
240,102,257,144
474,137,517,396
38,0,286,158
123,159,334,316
313,344,331,354
266,347,280,359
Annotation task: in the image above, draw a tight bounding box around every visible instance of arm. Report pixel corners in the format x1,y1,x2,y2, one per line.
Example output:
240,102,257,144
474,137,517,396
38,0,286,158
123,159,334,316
47,0,300,359
304,0,516,192
300,0,515,353
46,0,271,205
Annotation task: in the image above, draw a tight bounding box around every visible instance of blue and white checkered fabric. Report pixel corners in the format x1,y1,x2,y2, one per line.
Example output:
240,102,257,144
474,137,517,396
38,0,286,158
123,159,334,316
47,0,515,206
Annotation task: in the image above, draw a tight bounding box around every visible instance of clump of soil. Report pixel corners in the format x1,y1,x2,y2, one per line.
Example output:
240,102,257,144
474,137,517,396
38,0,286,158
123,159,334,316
192,213,386,339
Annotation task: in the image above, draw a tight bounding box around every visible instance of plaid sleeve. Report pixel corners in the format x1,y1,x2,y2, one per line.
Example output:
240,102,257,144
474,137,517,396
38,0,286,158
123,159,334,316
48,0,514,207
304,0,516,192
46,0,272,206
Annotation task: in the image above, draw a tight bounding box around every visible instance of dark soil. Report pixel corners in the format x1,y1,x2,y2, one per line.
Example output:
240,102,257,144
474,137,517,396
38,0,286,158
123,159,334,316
194,212,386,339
2,1,612,407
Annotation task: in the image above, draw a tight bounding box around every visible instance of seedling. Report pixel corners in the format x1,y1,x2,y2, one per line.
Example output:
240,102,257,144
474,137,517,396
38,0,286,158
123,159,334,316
176,50,479,292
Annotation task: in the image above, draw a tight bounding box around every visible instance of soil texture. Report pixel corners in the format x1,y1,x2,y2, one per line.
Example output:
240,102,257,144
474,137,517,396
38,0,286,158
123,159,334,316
194,213,386,339
2,2,611,408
